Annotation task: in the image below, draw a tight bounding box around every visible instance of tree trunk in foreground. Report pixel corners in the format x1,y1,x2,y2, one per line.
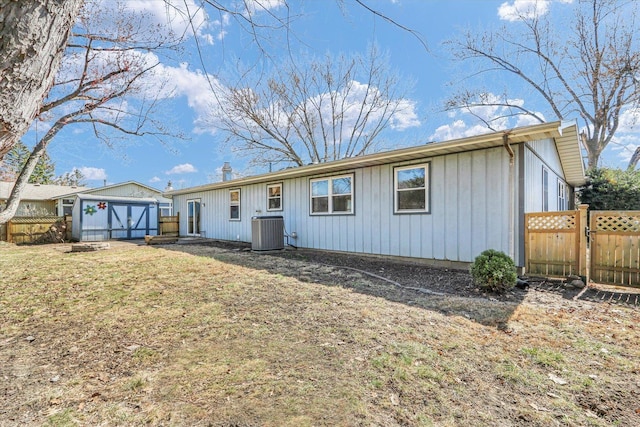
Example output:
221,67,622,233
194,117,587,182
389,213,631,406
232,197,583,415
0,0,83,160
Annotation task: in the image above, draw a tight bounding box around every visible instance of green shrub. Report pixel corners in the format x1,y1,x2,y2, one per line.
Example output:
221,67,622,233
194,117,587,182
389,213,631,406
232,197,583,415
470,249,517,293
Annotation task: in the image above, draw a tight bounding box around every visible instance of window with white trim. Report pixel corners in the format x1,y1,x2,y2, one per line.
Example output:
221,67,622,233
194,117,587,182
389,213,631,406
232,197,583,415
558,180,567,210
542,167,549,212
267,183,282,211
310,174,353,214
62,198,75,216
229,189,240,220
394,163,429,213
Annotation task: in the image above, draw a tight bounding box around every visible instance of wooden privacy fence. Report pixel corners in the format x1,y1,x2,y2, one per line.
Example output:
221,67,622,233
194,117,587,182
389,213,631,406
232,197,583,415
524,206,587,278
159,213,179,236
590,211,640,287
4,216,72,244
525,206,640,288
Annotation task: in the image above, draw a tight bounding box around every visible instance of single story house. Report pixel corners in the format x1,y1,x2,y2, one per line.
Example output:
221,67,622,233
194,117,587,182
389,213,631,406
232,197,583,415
0,182,90,217
166,121,586,268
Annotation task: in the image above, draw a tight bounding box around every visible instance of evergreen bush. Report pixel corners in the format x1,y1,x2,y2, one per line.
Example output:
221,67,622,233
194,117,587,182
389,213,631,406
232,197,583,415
470,249,517,293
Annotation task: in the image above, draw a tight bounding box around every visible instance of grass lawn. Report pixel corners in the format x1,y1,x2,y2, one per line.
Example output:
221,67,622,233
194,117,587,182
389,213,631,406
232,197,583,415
1,241,639,426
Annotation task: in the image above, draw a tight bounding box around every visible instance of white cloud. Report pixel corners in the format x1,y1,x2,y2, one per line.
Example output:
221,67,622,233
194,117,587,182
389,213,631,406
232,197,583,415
608,107,640,164
429,92,546,142
498,0,572,21
94,0,219,44
149,176,161,183
498,0,549,21
242,79,421,145
76,167,107,181
166,163,197,174
149,62,226,134
430,120,494,142
391,99,421,131
243,0,286,17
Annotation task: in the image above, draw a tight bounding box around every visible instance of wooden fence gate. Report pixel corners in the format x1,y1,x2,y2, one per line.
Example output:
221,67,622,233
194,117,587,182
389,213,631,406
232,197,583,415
159,213,179,236
525,206,640,288
524,207,587,278
589,211,640,287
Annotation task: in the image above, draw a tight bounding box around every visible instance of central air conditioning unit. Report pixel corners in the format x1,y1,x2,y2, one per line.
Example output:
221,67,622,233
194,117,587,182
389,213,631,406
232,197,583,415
251,216,284,251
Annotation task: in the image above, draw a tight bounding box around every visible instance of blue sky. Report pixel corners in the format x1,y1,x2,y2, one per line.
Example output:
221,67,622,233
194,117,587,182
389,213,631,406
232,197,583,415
25,0,639,190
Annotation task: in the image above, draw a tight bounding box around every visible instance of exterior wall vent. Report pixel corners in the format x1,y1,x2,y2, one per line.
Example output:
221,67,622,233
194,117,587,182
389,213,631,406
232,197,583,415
251,216,284,251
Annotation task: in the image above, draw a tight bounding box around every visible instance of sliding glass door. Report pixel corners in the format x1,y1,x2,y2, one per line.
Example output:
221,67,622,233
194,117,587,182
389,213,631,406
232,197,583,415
187,199,201,236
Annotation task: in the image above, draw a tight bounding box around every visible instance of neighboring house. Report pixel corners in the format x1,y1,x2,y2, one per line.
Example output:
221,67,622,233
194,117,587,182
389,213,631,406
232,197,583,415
0,182,90,216
167,121,586,268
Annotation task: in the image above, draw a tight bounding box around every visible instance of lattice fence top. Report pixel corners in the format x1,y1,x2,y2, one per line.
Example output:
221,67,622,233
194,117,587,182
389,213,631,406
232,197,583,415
593,213,640,233
527,213,577,230
10,216,64,224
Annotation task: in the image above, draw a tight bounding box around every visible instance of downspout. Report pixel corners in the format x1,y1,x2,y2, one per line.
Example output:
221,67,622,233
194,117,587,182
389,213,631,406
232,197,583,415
503,133,515,260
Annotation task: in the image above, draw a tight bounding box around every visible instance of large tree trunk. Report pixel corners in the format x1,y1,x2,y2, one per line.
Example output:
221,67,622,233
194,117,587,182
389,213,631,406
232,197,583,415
0,0,83,160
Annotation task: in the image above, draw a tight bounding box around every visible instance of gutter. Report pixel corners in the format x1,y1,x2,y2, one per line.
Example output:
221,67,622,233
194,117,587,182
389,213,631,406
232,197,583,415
503,132,515,260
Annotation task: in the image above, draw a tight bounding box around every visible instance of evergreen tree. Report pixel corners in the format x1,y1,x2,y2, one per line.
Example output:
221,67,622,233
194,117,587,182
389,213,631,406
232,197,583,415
578,168,640,211
53,169,86,187
0,141,55,184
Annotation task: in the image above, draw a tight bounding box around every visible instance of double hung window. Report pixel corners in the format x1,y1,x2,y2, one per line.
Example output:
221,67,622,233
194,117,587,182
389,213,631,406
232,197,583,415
558,180,567,210
310,174,353,214
229,189,240,220
394,163,429,213
267,183,282,211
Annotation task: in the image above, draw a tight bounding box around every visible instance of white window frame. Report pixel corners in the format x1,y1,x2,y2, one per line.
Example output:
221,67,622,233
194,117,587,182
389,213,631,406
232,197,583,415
187,199,201,235
266,183,283,211
309,174,354,215
229,189,241,221
62,198,75,216
394,163,430,214
159,202,173,217
558,179,567,211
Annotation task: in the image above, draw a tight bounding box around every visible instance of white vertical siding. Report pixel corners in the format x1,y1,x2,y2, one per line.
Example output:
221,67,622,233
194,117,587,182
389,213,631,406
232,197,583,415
524,139,568,213
172,146,514,263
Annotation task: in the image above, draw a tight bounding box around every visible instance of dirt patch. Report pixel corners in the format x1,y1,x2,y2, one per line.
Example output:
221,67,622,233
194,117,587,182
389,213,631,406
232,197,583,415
171,239,639,309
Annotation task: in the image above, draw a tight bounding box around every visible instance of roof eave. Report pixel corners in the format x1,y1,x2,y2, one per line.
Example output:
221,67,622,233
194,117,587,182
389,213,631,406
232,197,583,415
166,121,586,196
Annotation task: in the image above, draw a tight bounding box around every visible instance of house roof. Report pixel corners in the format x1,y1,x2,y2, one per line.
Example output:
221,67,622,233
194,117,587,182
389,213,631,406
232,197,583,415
166,121,587,196
0,182,91,200
75,180,172,203
74,193,158,204
81,180,163,195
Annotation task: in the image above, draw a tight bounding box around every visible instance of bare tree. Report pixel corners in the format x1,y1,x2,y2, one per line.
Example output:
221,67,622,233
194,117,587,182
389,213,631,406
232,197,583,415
212,47,417,167
0,1,184,223
0,0,423,221
444,0,640,169
0,0,84,160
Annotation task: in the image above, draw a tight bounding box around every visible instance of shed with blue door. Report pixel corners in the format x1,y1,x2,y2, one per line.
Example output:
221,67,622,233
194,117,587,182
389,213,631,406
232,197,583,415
71,194,159,241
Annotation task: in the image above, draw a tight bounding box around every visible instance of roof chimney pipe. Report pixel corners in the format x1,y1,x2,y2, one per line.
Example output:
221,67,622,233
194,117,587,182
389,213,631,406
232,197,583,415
222,162,232,182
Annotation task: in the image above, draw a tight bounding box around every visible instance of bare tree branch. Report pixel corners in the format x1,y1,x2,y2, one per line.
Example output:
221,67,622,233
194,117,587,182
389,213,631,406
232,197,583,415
210,47,416,168
445,0,640,169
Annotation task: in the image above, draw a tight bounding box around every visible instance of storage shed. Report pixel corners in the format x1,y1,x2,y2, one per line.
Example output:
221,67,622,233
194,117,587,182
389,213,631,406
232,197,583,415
71,194,159,241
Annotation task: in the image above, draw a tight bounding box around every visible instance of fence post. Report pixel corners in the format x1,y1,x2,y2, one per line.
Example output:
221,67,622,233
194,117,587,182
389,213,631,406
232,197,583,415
577,204,589,281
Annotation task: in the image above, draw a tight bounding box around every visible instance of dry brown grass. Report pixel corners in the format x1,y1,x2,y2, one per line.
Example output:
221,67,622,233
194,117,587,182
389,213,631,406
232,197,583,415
1,241,639,426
